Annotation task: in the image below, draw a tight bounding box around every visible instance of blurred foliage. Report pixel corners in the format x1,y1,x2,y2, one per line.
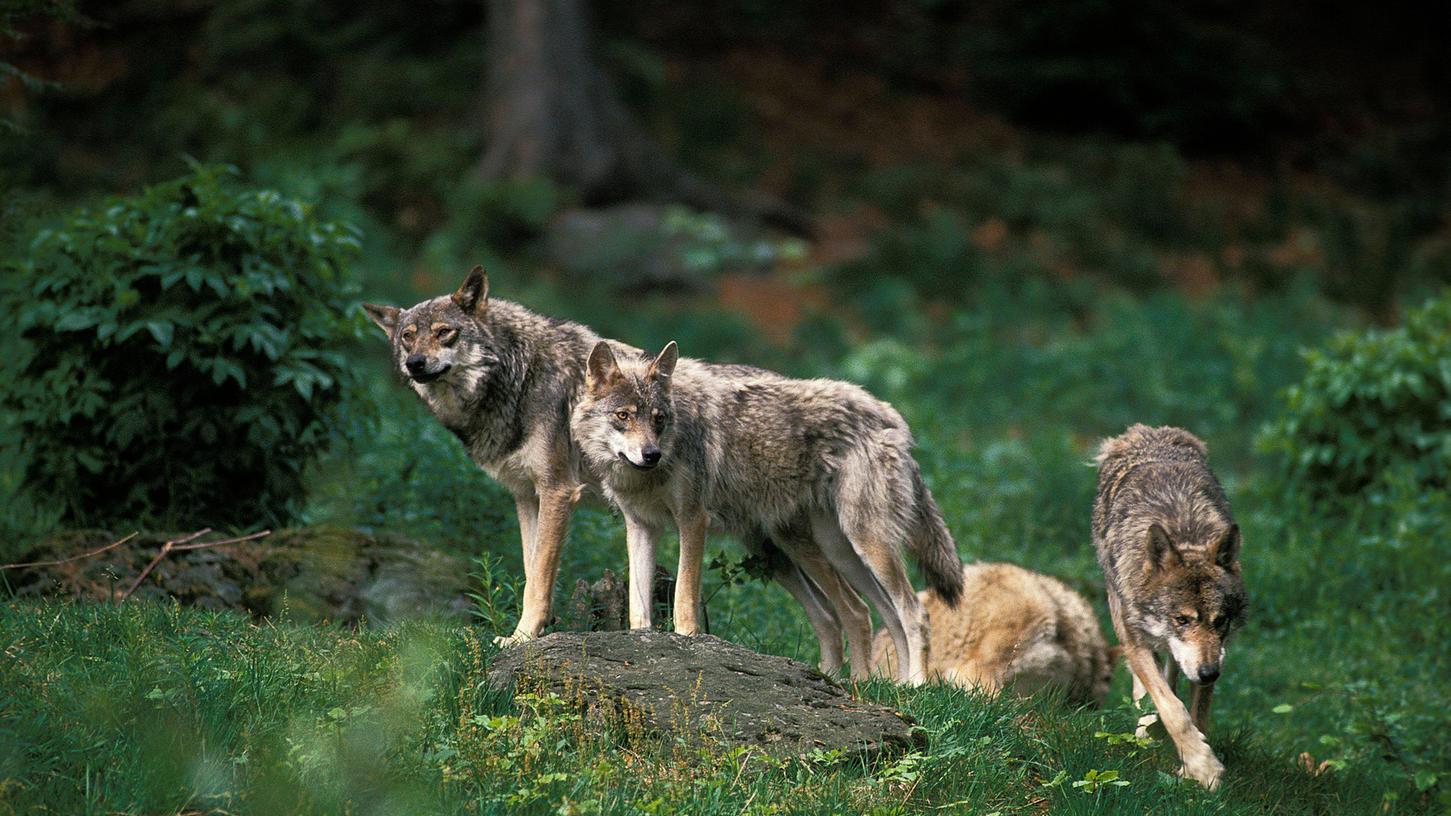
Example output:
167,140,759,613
0,0,484,198
0,0,75,131
610,0,1451,145
1260,289,1451,505
837,142,1451,308
0,164,368,528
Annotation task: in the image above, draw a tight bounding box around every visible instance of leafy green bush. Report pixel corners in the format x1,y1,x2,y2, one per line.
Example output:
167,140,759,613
0,164,366,528
1260,290,1451,503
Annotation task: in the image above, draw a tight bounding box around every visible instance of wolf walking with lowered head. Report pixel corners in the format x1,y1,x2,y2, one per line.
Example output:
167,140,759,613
1093,424,1247,789
571,340,964,684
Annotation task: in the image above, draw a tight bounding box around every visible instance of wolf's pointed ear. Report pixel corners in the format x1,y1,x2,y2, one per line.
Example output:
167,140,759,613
648,341,679,382
452,265,489,315
1213,523,1241,570
586,341,620,392
362,303,400,336
1147,523,1182,571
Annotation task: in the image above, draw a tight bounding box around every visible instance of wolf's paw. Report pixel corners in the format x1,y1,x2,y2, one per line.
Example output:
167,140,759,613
493,630,535,648
1179,751,1225,790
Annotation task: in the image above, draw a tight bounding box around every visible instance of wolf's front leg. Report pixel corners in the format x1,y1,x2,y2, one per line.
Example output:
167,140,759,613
673,509,709,635
1190,679,1216,735
507,485,575,643
623,513,660,629
514,492,541,569
1132,654,1172,739
1123,644,1223,789
493,493,545,648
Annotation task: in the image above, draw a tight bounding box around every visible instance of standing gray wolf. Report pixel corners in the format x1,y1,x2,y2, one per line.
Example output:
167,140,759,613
1093,424,1247,789
871,562,1117,706
364,266,610,646
570,340,964,684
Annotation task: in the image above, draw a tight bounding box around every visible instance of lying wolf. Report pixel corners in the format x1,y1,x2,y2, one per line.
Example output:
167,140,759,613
571,340,964,684
364,266,609,645
1093,424,1247,789
871,562,1117,705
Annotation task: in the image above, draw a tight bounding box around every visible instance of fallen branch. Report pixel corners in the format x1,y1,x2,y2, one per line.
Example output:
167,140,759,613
171,529,272,552
0,531,140,571
116,528,272,602
117,529,210,601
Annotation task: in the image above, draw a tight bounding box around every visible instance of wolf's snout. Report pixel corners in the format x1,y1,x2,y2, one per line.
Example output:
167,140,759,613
619,446,661,470
1196,664,1220,684
405,354,451,382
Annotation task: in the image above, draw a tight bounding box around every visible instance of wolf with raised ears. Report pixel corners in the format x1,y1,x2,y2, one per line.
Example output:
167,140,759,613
571,339,965,684
364,266,617,645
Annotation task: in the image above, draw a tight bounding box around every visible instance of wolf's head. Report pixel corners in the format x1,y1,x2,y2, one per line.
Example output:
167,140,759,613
573,341,679,473
362,266,498,393
1139,522,1247,685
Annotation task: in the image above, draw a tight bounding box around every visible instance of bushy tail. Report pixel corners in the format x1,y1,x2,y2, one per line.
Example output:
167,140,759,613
909,466,964,607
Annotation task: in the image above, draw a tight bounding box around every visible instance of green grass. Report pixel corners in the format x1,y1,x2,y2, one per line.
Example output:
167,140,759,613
0,552,1434,816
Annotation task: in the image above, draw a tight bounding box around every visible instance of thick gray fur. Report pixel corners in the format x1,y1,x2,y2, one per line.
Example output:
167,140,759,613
571,341,964,684
364,267,617,643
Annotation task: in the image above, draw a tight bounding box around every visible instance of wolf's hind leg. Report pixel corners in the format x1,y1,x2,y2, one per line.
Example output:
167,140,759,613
855,539,926,685
770,560,845,674
772,529,872,678
811,514,923,686
832,507,927,684
830,446,929,684
814,565,873,680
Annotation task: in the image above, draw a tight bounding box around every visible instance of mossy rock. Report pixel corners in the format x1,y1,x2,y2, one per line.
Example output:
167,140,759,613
488,630,926,761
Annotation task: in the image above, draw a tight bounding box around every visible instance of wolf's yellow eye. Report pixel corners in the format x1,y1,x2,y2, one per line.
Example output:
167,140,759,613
1174,614,1193,627
401,326,417,340
436,326,457,344
614,410,630,422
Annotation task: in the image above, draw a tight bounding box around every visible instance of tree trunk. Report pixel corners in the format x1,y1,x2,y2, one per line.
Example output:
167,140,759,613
476,0,813,234
476,0,652,203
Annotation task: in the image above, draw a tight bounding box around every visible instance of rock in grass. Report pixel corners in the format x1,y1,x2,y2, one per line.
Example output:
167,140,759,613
488,630,925,760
